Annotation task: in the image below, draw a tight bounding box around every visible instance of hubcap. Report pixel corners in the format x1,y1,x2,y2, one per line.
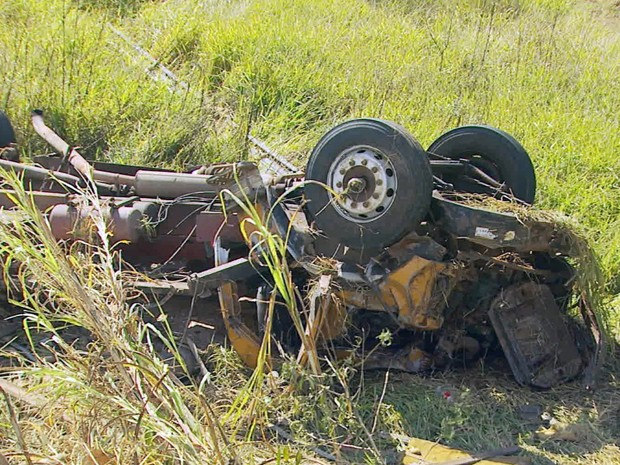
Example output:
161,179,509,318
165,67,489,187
327,146,397,223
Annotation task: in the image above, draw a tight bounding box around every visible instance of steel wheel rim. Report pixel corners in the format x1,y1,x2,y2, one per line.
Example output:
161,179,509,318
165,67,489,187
326,145,397,223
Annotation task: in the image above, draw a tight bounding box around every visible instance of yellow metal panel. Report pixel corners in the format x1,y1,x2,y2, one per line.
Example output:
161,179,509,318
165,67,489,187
218,281,263,369
402,437,529,465
379,257,446,330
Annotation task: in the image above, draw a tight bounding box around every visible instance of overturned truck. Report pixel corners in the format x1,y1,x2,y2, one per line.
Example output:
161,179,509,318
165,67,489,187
0,111,604,388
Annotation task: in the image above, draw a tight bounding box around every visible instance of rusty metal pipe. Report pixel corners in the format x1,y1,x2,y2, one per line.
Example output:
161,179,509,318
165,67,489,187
0,158,117,195
91,169,135,187
30,110,242,197
31,110,135,187
31,109,93,179
0,157,82,185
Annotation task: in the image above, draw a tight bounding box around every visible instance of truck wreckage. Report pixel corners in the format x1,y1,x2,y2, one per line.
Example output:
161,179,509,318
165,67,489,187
0,110,604,389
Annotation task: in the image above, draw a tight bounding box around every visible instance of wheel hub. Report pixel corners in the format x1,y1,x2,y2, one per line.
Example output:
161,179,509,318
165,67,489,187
346,177,366,194
327,146,397,222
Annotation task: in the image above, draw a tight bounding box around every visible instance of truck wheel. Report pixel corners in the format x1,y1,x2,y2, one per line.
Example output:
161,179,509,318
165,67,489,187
428,125,536,204
0,111,16,148
304,119,433,250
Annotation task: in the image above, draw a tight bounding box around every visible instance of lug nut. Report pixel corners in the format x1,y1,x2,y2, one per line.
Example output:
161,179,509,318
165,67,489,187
371,167,378,173
339,168,345,175
336,181,343,188
372,193,380,199
363,201,370,208
349,159,355,166
361,159,368,166
351,202,358,208
376,179,383,186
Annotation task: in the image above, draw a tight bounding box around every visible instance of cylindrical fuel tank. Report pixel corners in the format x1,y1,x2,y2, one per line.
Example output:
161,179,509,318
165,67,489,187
49,201,157,243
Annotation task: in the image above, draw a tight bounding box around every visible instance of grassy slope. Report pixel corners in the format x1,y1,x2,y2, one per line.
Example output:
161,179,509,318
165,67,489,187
0,0,619,464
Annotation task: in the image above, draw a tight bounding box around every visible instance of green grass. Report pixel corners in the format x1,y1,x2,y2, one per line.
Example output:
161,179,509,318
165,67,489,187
1,0,619,464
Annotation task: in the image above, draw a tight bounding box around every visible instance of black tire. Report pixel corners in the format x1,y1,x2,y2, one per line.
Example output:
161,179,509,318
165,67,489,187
428,125,536,204
304,118,433,250
0,111,16,148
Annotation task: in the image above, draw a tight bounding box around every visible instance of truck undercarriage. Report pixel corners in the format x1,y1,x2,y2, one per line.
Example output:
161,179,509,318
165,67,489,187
0,110,604,389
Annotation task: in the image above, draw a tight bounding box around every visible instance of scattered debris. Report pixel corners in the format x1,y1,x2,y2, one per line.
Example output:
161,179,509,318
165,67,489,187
489,282,583,388
435,385,460,403
401,437,525,465
517,405,543,424
536,417,592,442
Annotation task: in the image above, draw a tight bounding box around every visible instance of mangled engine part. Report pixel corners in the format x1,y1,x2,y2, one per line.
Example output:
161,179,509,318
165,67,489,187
489,282,583,388
338,259,448,331
335,235,456,332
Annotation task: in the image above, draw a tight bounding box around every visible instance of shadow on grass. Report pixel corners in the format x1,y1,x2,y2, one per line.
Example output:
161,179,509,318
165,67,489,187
360,358,620,465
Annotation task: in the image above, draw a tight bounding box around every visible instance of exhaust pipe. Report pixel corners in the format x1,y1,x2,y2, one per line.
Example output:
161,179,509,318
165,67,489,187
31,110,135,187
